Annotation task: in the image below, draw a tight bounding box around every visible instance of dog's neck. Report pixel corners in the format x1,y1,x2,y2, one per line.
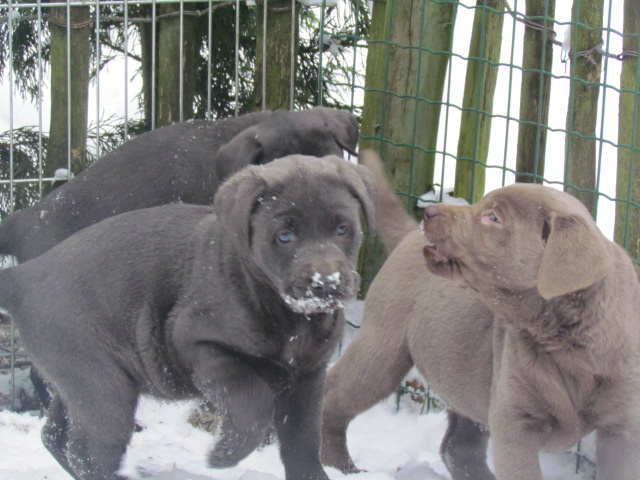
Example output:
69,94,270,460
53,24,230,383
487,283,602,353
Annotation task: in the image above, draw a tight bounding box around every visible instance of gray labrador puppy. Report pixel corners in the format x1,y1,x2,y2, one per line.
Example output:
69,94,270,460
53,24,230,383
322,151,640,480
0,154,376,480
0,107,358,263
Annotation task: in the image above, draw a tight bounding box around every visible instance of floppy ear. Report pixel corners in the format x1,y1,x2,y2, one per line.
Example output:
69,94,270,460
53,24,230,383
316,107,359,156
336,159,377,234
214,127,266,183
213,167,266,252
537,213,611,300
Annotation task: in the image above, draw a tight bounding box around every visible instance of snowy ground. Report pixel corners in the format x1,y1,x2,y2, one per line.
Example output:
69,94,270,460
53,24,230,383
0,301,596,480
0,396,596,480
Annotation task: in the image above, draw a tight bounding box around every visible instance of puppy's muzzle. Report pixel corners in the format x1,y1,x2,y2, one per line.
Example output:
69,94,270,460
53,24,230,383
421,205,449,263
282,262,358,315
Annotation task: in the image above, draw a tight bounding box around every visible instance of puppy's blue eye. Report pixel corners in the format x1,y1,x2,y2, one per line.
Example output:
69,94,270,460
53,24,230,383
277,230,295,244
335,225,349,236
489,212,501,224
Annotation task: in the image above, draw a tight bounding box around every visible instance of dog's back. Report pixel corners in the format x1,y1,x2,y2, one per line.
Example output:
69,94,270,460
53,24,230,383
0,112,272,263
0,108,359,263
0,204,212,358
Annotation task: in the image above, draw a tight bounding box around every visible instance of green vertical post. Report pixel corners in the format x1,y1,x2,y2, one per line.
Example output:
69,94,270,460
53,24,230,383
516,0,555,183
375,0,458,214
254,0,299,111
454,0,506,204
358,0,458,293
614,0,640,274
138,4,154,129
359,0,389,154
564,0,604,217
157,2,196,126
46,4,91,186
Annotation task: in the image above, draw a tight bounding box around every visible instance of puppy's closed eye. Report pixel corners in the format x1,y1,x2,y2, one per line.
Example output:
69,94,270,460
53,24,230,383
480,211,502,226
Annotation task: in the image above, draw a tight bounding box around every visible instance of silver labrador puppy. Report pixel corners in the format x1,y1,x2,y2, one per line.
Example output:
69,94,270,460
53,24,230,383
322,151,640,480
0,154,375,480
0,107,358,263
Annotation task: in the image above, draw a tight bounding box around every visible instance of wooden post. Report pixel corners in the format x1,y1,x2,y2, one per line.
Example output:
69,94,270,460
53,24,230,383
356,0,388,293
358,0,458,293
254,0,298,111
454,0,506,204
614,0,640,274
157,2,196,126
564,0,603,217
516,0,555,183
359,0,388,154
138,5,154,130
46,5,91,188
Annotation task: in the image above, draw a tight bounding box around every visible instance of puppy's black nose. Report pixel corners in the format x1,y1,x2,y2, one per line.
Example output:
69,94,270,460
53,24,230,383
424,205,440,219
311,282,330,296
310,271,341,297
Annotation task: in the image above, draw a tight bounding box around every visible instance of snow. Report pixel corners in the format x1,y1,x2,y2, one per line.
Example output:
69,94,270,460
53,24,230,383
0,301,595,480
311,272,341,290
417,187,469,208
280,272,348,314
0,397,595,480
53,168,75,181
280,292,344,315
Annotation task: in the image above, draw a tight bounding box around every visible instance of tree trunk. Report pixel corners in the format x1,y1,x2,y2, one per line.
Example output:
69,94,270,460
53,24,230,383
564,0,603,217
358,0,458,294
254,0,298,111
614,0,640,274
454,0,505,204
356,0,388,293
358,0,388,154
516,0,555,183
46,5,91,190
375,0,458,213
156,2,196,126
138,5,154,130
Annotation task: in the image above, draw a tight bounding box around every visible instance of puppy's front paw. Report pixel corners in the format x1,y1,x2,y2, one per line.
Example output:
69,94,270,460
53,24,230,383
208,424,267,468
208,446,244,469
284,466,331,480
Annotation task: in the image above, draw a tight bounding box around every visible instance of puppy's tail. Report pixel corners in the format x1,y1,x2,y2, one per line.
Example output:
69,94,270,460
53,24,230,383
358,150,419,253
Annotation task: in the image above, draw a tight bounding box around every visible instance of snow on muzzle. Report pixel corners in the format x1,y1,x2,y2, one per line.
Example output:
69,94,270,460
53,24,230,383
281,270,359,315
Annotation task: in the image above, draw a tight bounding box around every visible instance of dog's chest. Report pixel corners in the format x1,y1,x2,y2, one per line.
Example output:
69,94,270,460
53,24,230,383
542,386,603,451
277,313,342,371
511,334,603,448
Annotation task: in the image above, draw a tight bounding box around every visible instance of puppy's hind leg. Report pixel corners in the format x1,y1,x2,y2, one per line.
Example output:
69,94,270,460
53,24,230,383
42,393,77,479
440,410,494,480
321,322,413,473
58,370,139,480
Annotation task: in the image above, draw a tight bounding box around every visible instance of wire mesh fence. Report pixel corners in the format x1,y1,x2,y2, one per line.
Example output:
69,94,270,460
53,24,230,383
0,0,637,475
